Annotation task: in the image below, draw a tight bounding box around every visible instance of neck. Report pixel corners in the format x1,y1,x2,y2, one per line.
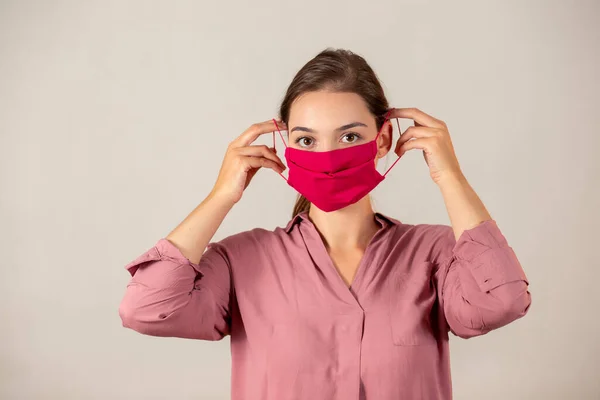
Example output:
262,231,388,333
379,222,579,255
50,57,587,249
307,197,381,250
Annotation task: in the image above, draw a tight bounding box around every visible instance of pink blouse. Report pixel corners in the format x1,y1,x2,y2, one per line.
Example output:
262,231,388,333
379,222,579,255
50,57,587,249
119,211,531,399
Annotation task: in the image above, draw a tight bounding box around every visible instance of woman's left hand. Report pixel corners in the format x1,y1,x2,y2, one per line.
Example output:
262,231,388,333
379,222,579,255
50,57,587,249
387,107,463,184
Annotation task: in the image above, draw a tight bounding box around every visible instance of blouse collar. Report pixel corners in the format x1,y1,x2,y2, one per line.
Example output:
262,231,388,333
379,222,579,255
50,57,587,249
284,210,399,234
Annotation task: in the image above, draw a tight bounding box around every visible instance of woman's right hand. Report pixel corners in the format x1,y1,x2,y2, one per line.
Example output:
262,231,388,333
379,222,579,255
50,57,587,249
211,119,287,205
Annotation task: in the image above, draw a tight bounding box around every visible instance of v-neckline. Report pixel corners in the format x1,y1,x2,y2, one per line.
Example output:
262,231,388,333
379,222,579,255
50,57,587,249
302,214,388,303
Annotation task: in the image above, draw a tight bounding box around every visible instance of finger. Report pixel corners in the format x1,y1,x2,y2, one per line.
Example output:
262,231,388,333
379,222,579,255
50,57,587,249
397,126,437,145
386,107,445,129
397,137,433,158
232,120,288,148
237,145,286,170
395,126,437,153
238,145,286,169
244,156,285,173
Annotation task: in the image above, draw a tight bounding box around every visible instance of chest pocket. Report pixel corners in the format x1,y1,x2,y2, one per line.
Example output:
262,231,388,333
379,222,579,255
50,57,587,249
388,263,438,346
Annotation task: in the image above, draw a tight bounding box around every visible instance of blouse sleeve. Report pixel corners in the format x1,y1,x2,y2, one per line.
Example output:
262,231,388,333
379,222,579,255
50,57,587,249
432,220,532,339
118,238,232,340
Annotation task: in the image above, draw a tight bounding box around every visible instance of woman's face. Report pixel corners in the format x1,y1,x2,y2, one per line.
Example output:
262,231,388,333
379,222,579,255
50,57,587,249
287,91,391,158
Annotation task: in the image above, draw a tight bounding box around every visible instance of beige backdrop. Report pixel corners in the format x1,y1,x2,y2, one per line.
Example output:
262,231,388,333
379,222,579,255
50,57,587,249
1,0,599,399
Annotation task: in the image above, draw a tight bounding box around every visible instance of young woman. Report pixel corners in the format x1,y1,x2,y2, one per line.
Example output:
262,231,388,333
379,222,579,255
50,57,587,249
119,48,531,400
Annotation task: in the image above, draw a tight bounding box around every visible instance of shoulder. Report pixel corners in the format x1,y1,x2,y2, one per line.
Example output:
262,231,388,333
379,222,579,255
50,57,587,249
206,225,288,260
393,222,456,265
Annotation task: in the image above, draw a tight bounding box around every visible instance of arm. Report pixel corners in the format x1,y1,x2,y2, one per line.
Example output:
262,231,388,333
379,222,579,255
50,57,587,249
166,190,236,265
118,236,232,340
433,220,531,338
438,173,491,241
119,189,236,339
388,107,531,338
118,119,287,339
433,128,530,338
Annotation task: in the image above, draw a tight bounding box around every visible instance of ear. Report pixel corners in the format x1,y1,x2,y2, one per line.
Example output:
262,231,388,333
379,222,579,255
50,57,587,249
376,120,394,160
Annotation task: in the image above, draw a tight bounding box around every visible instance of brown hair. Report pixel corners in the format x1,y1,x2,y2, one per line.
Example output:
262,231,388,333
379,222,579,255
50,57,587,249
278,48,390,217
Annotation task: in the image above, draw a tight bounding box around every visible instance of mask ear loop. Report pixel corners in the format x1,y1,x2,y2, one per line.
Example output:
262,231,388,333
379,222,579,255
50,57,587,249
272,118,288,181
374,110,402,177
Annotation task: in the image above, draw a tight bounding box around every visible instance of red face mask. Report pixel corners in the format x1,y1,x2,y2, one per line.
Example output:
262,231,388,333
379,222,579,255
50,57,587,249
272,110,401,212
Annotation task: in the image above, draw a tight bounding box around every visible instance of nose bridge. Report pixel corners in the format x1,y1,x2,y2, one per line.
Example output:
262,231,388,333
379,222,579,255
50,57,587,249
320,137,338,152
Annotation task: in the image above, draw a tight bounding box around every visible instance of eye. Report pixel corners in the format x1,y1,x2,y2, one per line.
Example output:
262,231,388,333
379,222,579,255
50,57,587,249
295,136,314,148
341,133,361,144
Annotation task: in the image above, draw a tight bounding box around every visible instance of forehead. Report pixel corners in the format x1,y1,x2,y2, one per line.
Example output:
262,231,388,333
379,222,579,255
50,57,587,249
288,91,372,125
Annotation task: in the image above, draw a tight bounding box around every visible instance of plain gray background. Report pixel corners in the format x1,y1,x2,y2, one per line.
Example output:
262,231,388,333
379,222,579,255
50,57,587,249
1,1,599,399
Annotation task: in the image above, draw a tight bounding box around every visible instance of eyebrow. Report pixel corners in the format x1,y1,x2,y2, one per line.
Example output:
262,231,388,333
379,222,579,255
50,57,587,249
290,122,368,134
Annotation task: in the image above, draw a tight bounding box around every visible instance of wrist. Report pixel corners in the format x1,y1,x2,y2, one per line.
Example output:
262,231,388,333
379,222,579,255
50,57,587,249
436,170,468,190
207,189,238,210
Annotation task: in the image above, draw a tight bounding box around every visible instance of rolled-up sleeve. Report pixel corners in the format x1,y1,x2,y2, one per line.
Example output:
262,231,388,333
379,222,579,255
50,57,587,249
433,220,531,339
118,238,232,340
